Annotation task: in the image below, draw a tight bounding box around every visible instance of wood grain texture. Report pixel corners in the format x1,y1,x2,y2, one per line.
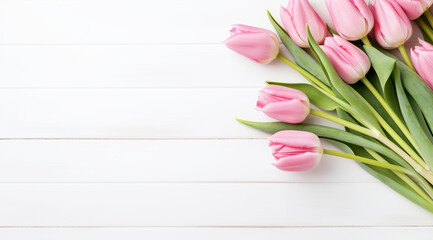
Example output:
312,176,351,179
0,89,342,138
1,227,432,240
0,140,373,183
0,183,432,227
0,45,298,88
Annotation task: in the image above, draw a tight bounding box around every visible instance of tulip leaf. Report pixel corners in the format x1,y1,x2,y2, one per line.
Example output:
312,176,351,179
328,139,433,214
379,50,433,135
267,11,329,85
266,81,339,111
408,95,433,144
364,46,396,91
394,66,433,169
236,119,412,172
306,27,382,131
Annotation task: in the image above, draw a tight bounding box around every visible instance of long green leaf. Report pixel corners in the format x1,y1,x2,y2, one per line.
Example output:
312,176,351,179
306,27,382,131
364,46,395,91
267,11,328,85
379,50,433,134
394,67,433,169
266,81,339,111
236,119,413,172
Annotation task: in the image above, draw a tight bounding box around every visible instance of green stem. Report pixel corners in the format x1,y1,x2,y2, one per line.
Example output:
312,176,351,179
310,109,376,137
361,36,372,46
424,10,433,29
324,149,412,175
277,54,334,96
360,77,421,153
349,86,427,169
416,18,433,42
276,54,380,132
398,45,415,71
365,149,433,205
310,109,433,183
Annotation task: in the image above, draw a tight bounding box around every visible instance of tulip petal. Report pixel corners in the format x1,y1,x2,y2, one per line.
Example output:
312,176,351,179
273,152,321,171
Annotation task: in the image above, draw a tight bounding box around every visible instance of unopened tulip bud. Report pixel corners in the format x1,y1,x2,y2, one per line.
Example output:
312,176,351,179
369,0,413,49
257,85,310,123
320,35,371,84
394,0,433,20
411,39,433,89
326,0,374,41
270,130,323,171
224,24,279,64
280,0,327,48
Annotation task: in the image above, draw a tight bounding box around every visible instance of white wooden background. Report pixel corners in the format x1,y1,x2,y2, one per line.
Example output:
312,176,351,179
1,0,433,239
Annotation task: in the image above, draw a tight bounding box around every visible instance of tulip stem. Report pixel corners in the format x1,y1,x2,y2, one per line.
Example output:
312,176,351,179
323,149,412,175
398,45,415,71
364,148,433,204
310,108,431,176
310,109,375,137
361,36,372,46
424,10,433,29
348,86,426,169
416,18,433,42
276,54,334,96
360,77,421,153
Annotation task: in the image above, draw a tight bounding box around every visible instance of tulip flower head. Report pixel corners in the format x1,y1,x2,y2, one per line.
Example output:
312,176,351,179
394,0,433,20
270,130,323,171
280,0,327,48
326,0,374,41
369,0,413,49
320,35,371,84
257,85,310,123
224,24,279,64
411,39,433,89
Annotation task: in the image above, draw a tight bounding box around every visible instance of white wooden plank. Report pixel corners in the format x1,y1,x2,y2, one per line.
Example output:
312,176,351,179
0,45,298,88
0,183,432,226
0,0,332,44
0,140,373,183
0,89,341,138
1,227,433,240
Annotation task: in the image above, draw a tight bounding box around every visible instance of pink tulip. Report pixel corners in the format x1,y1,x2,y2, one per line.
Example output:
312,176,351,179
257,85,310,123
369,0,413,49
320,35,371,84
269,130,322,171
394,0,433,20
326,0,374,41
280,0,327,48
411,39,433,89
224,24,279,64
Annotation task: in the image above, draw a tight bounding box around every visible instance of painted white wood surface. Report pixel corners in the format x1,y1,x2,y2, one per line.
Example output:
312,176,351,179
0,0,432,239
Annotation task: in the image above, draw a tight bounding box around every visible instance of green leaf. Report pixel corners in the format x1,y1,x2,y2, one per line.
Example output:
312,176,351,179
394,66,433,169
408,94,433,144
364,46,396,91
306,27,382,131
378,50,433,135
236,119,412,171
267,11,328,85
266,81,339,111
327,138,433,214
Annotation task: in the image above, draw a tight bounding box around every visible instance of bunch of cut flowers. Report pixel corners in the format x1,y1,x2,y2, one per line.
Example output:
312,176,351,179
225,0,433,213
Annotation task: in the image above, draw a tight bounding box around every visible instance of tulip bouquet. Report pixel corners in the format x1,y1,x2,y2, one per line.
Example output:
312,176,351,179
226,0,433,214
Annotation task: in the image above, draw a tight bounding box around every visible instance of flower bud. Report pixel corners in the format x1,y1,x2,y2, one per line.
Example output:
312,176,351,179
411,38,433,89
280,0,327,48
369,0,413,49
270,130,323,171
326,0,374,41
394,0,433,20
257,85,310,123
224,24,279,64
320,35,371,84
